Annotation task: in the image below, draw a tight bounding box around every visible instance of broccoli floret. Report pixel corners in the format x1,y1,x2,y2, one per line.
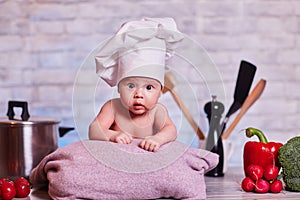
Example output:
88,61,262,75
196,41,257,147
278,136,300,191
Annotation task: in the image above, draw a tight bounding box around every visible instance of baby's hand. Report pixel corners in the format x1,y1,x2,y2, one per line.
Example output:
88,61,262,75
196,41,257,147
110,132,133,144
139,136,161,152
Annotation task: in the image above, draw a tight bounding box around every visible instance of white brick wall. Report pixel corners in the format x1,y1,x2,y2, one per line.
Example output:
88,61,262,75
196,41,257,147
1,0,299,166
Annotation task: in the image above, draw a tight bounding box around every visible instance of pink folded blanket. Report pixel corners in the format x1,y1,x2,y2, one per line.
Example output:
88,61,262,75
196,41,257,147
30,139,218,200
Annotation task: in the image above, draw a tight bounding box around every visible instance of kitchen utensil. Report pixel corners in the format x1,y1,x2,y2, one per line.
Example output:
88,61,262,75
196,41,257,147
204,95,225,177
221,60,257,133
222,79,266,140
163,72,205,140
0,101,73,178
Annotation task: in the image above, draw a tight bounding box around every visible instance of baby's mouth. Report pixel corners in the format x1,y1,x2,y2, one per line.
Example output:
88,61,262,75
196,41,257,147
133,103,145,109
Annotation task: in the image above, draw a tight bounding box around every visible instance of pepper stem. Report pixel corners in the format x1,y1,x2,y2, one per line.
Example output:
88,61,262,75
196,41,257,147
245,127,268,144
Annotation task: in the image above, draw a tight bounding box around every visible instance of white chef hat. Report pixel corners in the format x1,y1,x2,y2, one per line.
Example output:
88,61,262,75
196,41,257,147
95,17,184,87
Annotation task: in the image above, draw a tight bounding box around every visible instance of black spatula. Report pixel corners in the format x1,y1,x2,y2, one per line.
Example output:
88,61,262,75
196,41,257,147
221,60,257,134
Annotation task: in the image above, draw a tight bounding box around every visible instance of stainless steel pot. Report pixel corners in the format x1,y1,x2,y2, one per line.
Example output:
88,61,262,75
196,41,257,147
0,101,72,178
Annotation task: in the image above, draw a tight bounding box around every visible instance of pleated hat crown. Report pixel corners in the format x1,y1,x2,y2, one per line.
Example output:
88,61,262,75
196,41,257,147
95,17,184,87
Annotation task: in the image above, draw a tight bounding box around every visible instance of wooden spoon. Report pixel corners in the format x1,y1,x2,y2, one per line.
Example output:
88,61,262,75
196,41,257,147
222,79,266,140
163,72,205,140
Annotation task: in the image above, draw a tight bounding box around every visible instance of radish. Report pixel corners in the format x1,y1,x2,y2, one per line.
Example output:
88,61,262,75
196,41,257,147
255,179,270,193
241,177,255,192
264,164,279,181
270,180,283,193
246,164,263,181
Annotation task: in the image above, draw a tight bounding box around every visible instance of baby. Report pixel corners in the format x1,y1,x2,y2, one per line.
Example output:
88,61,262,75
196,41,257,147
89,18,183,152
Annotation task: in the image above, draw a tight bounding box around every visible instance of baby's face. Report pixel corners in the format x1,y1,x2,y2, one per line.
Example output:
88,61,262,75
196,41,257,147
118,77,162,115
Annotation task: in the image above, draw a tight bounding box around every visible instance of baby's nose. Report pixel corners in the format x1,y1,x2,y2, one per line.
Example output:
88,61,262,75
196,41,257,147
134,88,143,98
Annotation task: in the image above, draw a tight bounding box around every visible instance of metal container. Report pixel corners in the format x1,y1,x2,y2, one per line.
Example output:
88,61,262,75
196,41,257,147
0,101,61,178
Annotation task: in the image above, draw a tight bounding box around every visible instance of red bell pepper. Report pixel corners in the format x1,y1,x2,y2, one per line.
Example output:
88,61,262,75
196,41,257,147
243,127,283,175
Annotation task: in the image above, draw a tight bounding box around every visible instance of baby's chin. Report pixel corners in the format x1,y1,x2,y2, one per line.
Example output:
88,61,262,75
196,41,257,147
129,108,148,116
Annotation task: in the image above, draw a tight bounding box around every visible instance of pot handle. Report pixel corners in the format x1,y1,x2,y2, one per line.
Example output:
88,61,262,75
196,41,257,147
7,101,30,121
59,127,75,137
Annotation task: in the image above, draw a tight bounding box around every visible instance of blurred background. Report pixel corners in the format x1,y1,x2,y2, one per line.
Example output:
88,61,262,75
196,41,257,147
1,0,299,167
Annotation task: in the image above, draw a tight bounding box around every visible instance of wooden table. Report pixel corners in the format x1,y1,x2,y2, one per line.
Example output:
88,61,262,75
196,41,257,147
205,167,300,199
25,167,300,199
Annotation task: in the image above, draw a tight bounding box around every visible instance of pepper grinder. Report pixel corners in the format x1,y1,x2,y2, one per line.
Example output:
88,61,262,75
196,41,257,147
204,95,225,177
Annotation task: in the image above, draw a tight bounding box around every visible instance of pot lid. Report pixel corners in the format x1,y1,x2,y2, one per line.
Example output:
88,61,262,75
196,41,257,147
0,116,60,126
1,101,61,126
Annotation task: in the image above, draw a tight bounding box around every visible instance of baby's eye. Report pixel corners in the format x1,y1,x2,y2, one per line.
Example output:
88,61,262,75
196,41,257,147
146,85,153,90
128,83,135,89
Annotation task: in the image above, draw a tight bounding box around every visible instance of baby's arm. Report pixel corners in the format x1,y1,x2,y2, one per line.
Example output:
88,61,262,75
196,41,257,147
88,100,132,144
139,104,177,152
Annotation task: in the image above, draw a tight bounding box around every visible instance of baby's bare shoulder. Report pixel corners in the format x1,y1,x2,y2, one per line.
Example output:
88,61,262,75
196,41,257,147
152,103,169,117
103,98,120,106
154,103,168,111
100,98,121,112
110,98,121,104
